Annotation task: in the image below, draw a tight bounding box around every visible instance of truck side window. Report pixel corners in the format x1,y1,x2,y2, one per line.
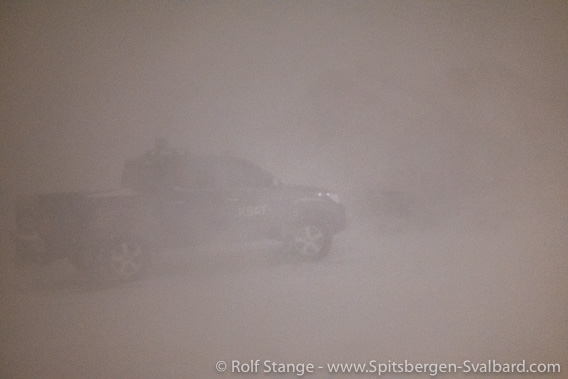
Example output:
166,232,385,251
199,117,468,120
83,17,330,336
177,160,216,190
222,160,273,188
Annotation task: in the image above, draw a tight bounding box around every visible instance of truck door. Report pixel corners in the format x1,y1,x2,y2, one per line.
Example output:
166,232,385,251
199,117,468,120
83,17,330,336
160,157,227,247
215,158,277,241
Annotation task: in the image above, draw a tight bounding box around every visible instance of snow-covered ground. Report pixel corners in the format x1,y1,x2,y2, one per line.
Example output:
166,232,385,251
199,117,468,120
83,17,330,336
1,188,566,378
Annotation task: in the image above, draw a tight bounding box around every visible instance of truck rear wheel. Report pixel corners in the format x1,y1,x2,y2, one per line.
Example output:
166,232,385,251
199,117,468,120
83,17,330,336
98,237,150,283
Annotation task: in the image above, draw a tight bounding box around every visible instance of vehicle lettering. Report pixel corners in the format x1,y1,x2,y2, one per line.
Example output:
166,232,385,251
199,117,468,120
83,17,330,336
238,205,267,218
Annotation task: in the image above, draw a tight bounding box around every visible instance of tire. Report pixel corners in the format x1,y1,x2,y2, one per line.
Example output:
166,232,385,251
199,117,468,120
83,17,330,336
97,237,150,283
287,220,332,261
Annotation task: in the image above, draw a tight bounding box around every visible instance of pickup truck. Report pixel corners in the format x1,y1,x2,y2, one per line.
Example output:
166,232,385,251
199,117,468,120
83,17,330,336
11,151,346,283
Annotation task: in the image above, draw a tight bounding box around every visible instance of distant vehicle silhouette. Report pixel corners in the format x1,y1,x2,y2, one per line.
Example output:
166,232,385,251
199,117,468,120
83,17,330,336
12,148,346,284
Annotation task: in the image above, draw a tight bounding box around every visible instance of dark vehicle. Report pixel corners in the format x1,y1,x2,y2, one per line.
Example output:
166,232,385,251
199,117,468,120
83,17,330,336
12,151,346,283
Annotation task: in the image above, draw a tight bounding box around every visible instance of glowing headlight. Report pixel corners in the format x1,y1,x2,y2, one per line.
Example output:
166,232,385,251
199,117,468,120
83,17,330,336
326,192,341,203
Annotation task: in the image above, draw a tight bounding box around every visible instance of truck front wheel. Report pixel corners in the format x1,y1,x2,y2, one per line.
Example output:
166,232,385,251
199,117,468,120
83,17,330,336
287,221,332,261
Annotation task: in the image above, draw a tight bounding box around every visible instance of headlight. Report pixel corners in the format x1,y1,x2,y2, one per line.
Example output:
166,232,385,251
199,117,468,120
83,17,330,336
326,192,341,204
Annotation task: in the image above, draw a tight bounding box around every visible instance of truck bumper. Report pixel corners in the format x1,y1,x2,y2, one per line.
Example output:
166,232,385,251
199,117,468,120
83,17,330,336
329,203,347,234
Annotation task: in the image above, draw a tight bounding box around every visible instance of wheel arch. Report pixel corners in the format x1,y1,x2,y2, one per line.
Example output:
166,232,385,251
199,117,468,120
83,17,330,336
291,199,334,228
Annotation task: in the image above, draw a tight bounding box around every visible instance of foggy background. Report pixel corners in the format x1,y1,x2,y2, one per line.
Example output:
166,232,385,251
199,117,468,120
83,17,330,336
1,0,567,378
